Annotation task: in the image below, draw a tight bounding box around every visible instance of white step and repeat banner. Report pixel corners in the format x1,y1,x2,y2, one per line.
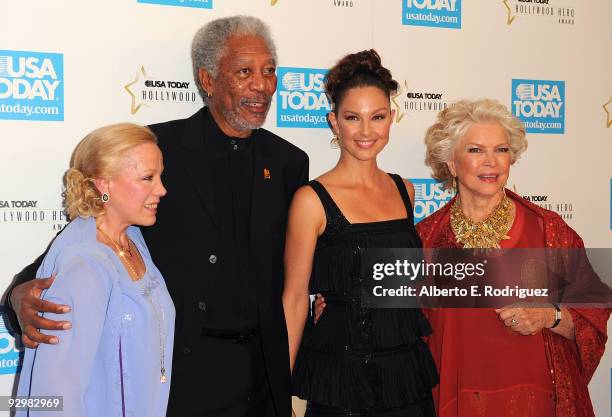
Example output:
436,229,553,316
1,1,610,416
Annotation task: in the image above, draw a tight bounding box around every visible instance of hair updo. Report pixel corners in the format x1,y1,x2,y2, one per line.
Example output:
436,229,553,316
63,123,157,220
325,49,398,112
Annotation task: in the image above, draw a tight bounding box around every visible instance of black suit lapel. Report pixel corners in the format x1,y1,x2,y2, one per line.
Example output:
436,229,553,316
178,108,221,234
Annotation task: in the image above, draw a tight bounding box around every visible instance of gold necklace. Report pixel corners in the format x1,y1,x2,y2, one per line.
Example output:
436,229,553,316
96,226,141,280
97,226,166,383
450,192,513,249
139,280,168,383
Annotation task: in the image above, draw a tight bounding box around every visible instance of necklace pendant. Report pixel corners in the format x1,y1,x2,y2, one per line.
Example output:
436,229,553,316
160,367,167,383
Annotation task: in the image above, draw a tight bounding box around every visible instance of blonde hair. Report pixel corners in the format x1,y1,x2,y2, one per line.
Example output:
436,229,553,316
424,98,527,189
63,123,157,220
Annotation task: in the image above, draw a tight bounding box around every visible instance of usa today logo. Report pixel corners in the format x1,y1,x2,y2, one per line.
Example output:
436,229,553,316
410,178,454,223
402,0,461,29
512,79,565,134
0,308,22,375
0,50,63,121
276,67,331,128
137,0,212,9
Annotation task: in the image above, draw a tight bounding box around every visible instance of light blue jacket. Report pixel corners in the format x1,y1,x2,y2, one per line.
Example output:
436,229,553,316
16,216,175,417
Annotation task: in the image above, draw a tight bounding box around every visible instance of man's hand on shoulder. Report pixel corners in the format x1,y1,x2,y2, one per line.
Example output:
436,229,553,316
11,276,72,348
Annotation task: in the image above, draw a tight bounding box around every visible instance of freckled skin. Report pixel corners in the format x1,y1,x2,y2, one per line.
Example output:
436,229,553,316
199,35,277,138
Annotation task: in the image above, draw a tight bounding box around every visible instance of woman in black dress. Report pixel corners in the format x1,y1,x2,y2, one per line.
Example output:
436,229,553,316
283,50,438,417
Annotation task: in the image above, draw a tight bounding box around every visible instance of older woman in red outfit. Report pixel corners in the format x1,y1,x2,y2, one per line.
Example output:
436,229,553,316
417,98,610,417
315,98,610,416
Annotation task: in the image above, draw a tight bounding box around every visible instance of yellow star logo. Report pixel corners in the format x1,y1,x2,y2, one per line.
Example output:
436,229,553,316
604,96,612,128
124,66,148,115
271,0,279,5
503,0,517,25
391,80,409,123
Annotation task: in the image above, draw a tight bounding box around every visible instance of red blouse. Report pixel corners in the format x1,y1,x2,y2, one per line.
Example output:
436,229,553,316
417,189,611,417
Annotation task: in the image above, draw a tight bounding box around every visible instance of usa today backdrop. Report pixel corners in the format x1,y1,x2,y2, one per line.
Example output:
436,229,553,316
0,0,610,416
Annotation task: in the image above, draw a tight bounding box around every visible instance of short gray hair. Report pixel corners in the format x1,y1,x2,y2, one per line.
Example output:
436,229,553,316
191,15,278,104
424,98,528,189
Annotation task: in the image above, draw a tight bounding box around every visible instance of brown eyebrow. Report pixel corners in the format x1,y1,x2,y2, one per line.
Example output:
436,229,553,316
342,107,389,116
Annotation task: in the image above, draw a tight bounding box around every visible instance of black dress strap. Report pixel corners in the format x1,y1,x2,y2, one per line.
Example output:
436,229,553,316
308,180,349,226
388,173,414,221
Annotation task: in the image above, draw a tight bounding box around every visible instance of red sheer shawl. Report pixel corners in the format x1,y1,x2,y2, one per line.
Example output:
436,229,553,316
416,189,611,417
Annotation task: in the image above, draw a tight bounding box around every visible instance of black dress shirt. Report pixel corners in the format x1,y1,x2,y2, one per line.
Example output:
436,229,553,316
203,110,258,331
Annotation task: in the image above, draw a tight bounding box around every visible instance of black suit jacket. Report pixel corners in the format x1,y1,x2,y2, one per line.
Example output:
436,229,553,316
7,107,308,416
144,108,308,416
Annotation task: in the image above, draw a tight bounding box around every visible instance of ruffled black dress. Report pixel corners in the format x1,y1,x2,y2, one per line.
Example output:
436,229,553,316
292,174,438,417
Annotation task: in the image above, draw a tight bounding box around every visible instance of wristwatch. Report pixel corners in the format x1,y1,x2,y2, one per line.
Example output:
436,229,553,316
550,303,562,328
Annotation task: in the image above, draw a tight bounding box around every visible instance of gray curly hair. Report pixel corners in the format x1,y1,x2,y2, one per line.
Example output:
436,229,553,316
191,15,278,104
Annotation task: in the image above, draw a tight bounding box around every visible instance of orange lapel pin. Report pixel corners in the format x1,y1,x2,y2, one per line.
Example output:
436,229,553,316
263,168,271,180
